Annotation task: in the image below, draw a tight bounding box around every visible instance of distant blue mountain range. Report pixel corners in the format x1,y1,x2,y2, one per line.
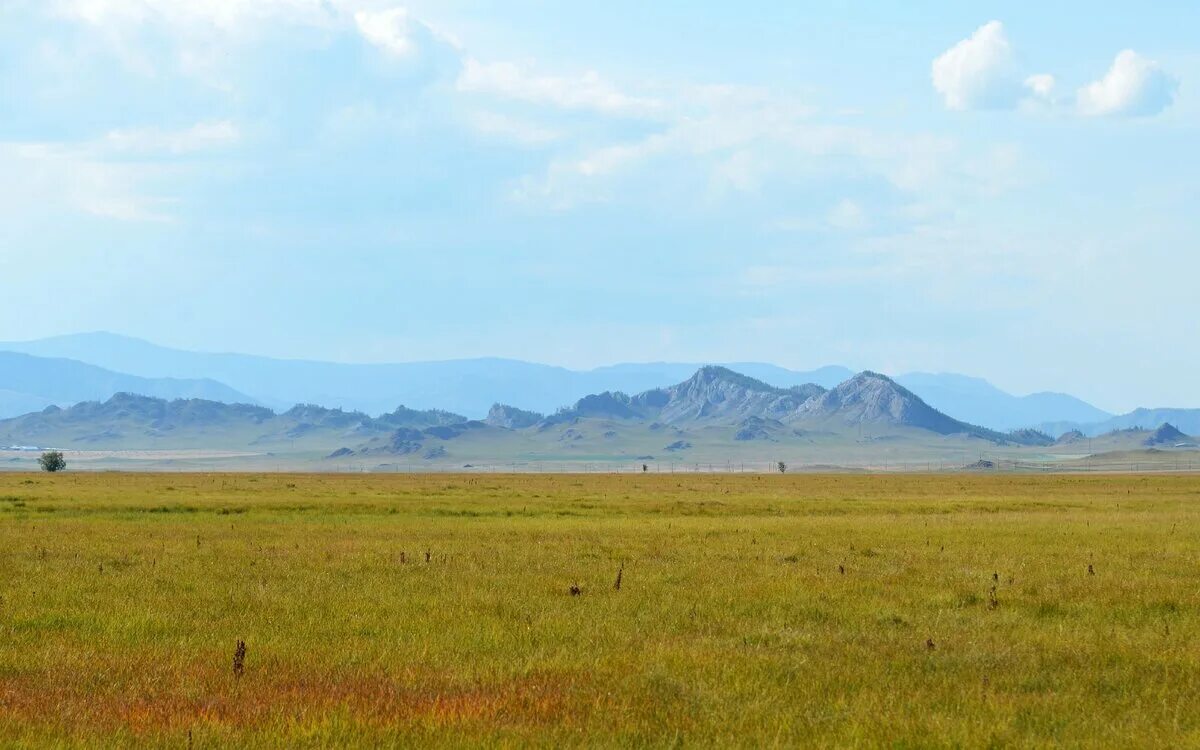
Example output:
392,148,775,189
0,350,254,419
0,331,1186,435
0,333,857,420
892,372,1111,435
1037,409,1200,438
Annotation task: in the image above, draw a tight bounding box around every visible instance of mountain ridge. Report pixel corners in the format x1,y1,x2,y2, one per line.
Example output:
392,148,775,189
4,333,1182,435
1038,408,1200,438
527,367,1047,446
0,367,1057,453
0,392,463,450
0,333,858,419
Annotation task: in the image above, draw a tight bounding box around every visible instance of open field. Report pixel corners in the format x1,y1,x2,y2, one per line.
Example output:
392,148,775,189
1,473,1198,747
4,443,1198,474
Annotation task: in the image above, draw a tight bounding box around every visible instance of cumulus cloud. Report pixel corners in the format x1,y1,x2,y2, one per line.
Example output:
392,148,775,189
354,8,418,58
931,21,1022,110
1077,50,1178,117
935,23,1178,119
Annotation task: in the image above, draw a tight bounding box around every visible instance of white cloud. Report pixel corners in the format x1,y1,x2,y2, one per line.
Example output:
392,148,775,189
103,120,241,154
0,120,242,223
354,8,417,58
0,142,173,222
508,94,1016,213
1023,73,1056,101
353,6,459,61
827,199,868,232
1077,50,1178,117
55,0,463,53
53,0,460,63
934,24,1179,119
456,58,664,118
932,21,1021,110
54,1,658,121
509,136,672,209
37,3,1035,229
466,112,560,146
52,0,344,32
738,263,893,290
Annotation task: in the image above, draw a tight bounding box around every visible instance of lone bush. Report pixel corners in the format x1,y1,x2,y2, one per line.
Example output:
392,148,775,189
39,451,66,473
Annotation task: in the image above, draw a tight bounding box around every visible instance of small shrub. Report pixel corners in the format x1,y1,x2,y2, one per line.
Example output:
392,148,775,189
38,451,66,473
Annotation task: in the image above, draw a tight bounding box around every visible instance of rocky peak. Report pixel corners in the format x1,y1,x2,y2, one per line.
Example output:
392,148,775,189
1145,422,1188,446
651,367,805,424
796,371,977,435
485,403,544,429
283,404,370,428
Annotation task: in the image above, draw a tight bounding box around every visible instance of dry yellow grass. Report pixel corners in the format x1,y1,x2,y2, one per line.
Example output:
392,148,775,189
1,472,1198,747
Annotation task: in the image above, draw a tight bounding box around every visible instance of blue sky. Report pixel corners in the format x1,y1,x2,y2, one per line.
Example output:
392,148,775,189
0,1,1196,411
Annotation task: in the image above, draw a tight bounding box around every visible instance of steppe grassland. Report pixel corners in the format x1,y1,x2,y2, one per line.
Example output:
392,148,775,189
0,472,1198,747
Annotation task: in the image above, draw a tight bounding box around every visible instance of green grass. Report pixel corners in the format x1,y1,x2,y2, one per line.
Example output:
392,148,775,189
1,473,1198,747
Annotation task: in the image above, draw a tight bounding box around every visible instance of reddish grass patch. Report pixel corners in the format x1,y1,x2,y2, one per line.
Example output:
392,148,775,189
0,664,590,736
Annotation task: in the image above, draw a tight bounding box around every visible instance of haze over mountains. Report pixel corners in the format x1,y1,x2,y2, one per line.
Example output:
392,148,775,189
1037,409,1200,439
0,332,1196,439
0,333,861,420
890,373,1110,433
2,359,1194,472
0,351,254,419
0,367,1051,457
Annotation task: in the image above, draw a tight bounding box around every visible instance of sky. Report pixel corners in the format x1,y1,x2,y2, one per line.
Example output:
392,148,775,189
0,1,1197,412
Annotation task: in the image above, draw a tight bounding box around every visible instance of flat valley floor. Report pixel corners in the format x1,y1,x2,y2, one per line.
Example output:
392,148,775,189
1,473,1198,747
